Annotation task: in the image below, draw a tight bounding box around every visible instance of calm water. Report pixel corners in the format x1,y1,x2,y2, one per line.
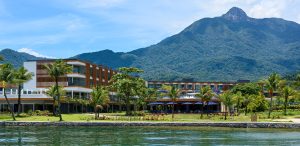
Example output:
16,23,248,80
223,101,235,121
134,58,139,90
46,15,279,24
0,126,299,145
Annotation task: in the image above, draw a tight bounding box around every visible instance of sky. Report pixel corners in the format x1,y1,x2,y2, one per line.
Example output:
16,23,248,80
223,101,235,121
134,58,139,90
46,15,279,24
0,0,300,58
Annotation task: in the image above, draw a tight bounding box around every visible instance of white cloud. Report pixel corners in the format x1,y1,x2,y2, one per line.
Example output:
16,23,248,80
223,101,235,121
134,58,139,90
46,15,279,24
18,48,55,58
248,0,288,18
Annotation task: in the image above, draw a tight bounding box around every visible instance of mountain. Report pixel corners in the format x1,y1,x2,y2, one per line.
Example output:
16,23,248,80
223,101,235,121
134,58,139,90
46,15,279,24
0,49,44,67
71,7,299,81
71,49,137,69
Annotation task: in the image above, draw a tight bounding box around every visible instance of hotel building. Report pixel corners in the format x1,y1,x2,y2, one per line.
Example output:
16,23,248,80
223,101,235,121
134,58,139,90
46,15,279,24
146,81,241,113
0,59,117,113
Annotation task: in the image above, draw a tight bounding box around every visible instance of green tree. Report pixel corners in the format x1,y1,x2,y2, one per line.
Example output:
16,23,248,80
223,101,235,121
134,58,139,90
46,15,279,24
90,86,109,119
264,73,281,118
46,85,66,110
279,86,296,115
44,60,72,121
231,83,260,115
162,85,181,120
13,67,33,116
232,91,243,115
219,91,234,120
0,63,16,121
138,88,158,111
195,86,214,118
248,93,268,113
110,67,145,115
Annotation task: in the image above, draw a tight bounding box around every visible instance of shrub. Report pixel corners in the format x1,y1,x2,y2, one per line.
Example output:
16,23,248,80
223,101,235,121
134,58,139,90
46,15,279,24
18,113,30,117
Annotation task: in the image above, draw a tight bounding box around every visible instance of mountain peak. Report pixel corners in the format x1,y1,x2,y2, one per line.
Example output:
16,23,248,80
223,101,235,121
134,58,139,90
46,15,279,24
222,7,248,21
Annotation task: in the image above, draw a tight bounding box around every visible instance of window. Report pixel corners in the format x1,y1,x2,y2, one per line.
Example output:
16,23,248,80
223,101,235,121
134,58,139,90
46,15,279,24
188,84,193,89
195,85,201,90
72,65,86,74
68,77,86,87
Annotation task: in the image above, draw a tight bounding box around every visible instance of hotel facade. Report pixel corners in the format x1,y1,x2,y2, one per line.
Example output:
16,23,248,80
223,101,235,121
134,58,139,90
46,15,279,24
0,59,117,113
0,59,245,113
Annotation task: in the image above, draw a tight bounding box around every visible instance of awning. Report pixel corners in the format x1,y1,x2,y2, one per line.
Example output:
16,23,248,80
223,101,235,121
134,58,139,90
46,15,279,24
166,102,177,105
182,102,192,105
148,102,164,105
207,101,218,105
194,102,203,105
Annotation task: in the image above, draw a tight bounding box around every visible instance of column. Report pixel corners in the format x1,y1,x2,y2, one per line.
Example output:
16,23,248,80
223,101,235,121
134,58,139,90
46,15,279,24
32,104,35,111
71,90,74,99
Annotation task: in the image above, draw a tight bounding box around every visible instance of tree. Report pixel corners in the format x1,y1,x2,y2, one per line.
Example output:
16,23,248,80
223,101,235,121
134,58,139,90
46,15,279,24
195,86,214,118
279,86,296,115
46,85,66,113
13,67,33,116
90,86,109,119
248,93,268,114
162,85,181,120
44,60,72,121
264,73,281,118
231,83,260,115
138,88,158,111
110,67,145,115
232,92,243,115
0,63,16,121
219,91,234,120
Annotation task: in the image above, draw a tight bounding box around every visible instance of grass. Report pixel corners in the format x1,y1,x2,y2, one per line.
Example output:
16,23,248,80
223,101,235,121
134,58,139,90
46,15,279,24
0,110,299,122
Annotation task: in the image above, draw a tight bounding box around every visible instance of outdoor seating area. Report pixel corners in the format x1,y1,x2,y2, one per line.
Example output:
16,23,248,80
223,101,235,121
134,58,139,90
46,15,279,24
148,101,220,114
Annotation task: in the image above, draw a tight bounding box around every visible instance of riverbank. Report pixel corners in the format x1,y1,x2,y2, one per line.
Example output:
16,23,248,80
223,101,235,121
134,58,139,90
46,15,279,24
1,121,300,128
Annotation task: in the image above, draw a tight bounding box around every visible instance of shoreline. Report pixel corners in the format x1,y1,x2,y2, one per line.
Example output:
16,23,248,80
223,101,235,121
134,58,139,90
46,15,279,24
1,121,299,128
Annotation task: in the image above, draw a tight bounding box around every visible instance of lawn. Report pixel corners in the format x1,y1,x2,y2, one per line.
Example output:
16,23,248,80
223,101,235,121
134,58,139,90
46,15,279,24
0,110,299,122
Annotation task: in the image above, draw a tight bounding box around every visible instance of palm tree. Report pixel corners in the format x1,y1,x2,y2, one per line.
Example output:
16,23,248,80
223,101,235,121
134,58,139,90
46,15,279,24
219,90,234,120
264,73,281,118
44,60,72,121
46,85,66,114
90,86,109,119
13,67,33,116
232,92,243,115
280,86,295,115
0,63,16,121
162,85,181,120
195,86,214,118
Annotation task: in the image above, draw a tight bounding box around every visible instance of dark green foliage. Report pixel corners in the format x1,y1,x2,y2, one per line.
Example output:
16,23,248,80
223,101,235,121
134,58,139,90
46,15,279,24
231,83,260,96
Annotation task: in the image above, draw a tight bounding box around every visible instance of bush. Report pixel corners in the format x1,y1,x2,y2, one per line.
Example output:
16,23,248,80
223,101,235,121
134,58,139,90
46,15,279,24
127,111,145,116
18,113,30,117
26,109,33,116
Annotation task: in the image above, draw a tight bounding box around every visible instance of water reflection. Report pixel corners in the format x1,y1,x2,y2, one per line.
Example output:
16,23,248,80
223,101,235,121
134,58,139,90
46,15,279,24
0,126,299,145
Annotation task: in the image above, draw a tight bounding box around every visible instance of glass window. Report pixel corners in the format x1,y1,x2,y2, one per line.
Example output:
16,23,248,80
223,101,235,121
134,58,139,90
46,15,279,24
68,77,86,87
195,85,200,90
72,65,86,74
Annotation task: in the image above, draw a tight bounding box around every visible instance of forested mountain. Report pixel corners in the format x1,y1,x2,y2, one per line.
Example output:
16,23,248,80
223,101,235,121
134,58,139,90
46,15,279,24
0,49,43,67
74,7,300,81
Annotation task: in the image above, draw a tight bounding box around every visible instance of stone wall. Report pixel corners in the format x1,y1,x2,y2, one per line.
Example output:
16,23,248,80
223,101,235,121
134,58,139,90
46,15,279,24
0,121,299,128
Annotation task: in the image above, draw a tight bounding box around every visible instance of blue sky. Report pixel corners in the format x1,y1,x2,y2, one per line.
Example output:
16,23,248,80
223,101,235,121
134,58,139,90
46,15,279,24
1,0,300,58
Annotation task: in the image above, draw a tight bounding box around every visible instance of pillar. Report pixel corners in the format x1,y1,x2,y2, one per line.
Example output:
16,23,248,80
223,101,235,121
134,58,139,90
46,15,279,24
33,104,35,111
71,90,74,99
